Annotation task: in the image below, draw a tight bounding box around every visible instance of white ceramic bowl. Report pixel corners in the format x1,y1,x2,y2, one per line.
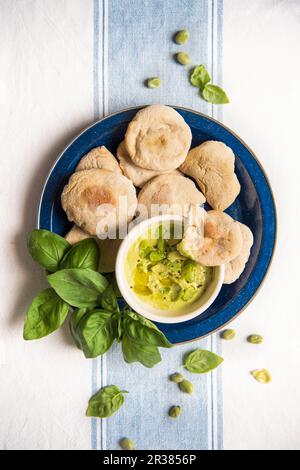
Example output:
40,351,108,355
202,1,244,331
116,215,224,324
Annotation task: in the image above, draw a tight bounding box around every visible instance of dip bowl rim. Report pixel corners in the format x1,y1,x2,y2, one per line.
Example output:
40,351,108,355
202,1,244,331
115,214,225,324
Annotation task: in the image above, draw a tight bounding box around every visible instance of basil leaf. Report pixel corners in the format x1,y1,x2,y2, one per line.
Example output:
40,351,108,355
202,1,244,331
190,64,211,89
76,309,115,358
69,307,90,349
86,385,128,418
113,312,123,342
202,84,229,104
23,288,69,340
105,273,122,298
27,229,70,272
60,239,100,271
122,334,161,368
184,349,224,373
47,268,108,308
124,310,172,348
101,284,119,313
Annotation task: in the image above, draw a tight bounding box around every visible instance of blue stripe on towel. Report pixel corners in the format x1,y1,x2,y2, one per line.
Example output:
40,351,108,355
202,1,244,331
91,0,101,450
91,359,98,450
92,0,224,450
216,1,224,450
106,340,210,450
107,0,209,114
209,0,223,451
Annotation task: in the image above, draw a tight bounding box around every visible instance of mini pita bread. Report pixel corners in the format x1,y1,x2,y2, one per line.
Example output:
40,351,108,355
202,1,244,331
178,209,243,266
75,146,121,173
61,169,137,236
137,173,206,217
65,224,122,273
180,141,240,211
125,105,192,171
117,141,179,187
64,224,90,245
224,222,253,284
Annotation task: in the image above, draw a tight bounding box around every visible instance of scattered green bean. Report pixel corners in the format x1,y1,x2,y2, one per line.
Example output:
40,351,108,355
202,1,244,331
247,334,263,344
220,329,236,340
120,438,135,450
176,52,191,65
170,372,184,384
169,405,181,418
251,369,272,384
179,379,194,394
174,29,190,45
147,77,161,88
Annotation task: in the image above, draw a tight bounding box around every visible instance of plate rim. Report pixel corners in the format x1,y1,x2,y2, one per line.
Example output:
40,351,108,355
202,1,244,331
37,105,277,344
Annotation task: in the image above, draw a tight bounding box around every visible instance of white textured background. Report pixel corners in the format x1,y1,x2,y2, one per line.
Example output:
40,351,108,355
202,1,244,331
222,0,300,450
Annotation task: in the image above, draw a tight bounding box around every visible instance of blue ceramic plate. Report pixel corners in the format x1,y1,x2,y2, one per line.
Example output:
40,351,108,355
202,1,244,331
38,106,277,344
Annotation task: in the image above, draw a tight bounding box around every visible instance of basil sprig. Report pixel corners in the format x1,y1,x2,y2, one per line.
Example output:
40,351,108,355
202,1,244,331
86,385,128,418
72,303,172,365
184,349,224,373
190,64,229,104
24,229,172,368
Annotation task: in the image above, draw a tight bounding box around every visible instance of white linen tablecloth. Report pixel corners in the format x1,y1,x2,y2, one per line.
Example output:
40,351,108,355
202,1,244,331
0,0,299,450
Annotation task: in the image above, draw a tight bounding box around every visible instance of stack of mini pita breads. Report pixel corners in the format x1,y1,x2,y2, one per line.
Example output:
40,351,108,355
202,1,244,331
61,104,253,284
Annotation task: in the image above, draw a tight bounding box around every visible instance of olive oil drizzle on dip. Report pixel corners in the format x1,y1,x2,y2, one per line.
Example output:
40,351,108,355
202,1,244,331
125,223,212,311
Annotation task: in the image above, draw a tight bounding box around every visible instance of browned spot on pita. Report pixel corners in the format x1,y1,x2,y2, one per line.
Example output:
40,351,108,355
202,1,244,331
61,169,137,236
82,186,115,208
